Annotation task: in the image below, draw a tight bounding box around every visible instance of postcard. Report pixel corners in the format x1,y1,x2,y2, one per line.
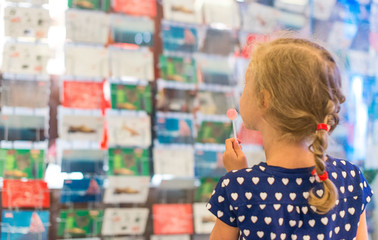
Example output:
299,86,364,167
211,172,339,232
109,47,154,80
0,115,46,142
195,177,219,202
113,0,156,17
66,10,109,44
159,55,197,83
60,149,106,174
67,0,111,11
163,0,202,24
0,148,44,179
203,0,240,28
241,2,279,34
102,208,149,235
59,114,104,142
153,204,193,235
4,6,50,39
107,115,151,147
1,211,49,240
0,79,50,109
57,209,103,238
108,148,150,176
65,45,109,78
62,81,105,110
155,115,194,144
156,88,196,113
196,54,235,86
196,121,232,144
197,90,234,115
1,42,50,75
60,178,104,203
110,83,152,113
194,149,226,178
153,147,194,177
103,176,150,204
162,24,198,53
110,14,154,46
2,179,49,208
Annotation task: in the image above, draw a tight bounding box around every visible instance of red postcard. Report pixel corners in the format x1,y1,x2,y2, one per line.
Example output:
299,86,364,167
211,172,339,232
62,81,106,109
2,179,50,208
153,204,193,235
113,0,156,17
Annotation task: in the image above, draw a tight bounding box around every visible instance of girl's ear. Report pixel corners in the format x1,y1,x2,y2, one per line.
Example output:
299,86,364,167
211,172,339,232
260,89,271,110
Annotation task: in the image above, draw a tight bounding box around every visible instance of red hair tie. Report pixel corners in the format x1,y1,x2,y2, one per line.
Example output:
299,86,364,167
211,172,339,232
317,123,329,132
312,169,329,181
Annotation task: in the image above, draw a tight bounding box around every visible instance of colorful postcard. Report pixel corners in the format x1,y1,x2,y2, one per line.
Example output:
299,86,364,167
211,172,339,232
196,121,232,144
150,236,190,240
66,10,109,44
1,211,49,240
59,114,104,142
196,55,235,86
153,147,194,177
155,115,194,144
0,149,44,179
156,88,196,113
195,177,219,202
60,178,105,203
163,0,202,24
110,83,152,113
159,55,197,83
2,179,49,208
107,115,151,147
197,91,234,115
108,148,150,176
193,202,216,234
102,208,149,235
4,6,50,39
113,0,156,17
162,24,198,53
153,204,193,235
58,209,103,238
109,47,154,80
0,115,46,142
194,149,226,178
65,45,109,78
60,149,106,174
1,42,50,75
110,14,154,46
203,0,240,28
103,176,150,204
62,81,105,109
67,0,110,11
0,79,50,109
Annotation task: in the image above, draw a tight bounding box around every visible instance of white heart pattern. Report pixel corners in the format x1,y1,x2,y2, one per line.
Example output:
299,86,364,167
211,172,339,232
292,234,297,240
302,206,308,214
245,192,252,200
298,220,303,228
348,185,354,192
303,192,309,199
279,218,284,226
341,160,346,165
340,186,345,193
252,177,260,185
274,204,281,210
282,178,289,185
271,232,277,239
316,189,324,197
332,213,336,221
340,210,345,218
251,216,258,223
317,234,325,240
342,171,347,178
231,193,238,201
335,226,340,234
207,203,211,210
247,204,252,208
243,229,250,236
259,166,266,171
237,177,245,185
260,192,268,200
321,217,328,225
230,217,235,223
303,235,310,240
345,223,351,232
218,196,225,203
275,192,283,201
257,231,264,238
217,210,223,218
267,177,275,185
351,170,356,177
238,215,245,222
309,219,315,227
280,233,286,240
289,220,296,227
287,205,294,213
264,217,272,225
223,178,230,187
259,204,266,210
296,178,302,185
348,207,355,215
289,193,296,200
332,172,338,179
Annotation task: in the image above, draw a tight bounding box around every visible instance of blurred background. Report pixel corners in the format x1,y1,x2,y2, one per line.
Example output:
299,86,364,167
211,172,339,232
0,0,377,239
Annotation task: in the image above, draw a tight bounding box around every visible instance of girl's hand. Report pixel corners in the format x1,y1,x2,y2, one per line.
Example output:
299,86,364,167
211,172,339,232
223,138,247,172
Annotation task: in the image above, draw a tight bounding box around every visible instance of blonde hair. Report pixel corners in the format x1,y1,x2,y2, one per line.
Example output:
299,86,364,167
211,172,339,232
248,36,345,214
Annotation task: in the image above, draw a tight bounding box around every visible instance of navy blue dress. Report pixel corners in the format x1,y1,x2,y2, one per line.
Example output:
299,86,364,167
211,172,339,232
207,157,373,240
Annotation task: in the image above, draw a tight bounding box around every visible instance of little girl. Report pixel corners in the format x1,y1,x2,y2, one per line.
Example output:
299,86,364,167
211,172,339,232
207,37,373,240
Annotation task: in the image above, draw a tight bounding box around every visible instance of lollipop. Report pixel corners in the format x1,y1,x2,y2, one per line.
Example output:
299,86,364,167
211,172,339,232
227,108,238,142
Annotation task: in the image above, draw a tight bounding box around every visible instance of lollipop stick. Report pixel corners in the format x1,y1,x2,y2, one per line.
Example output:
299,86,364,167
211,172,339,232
232,120,237,142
